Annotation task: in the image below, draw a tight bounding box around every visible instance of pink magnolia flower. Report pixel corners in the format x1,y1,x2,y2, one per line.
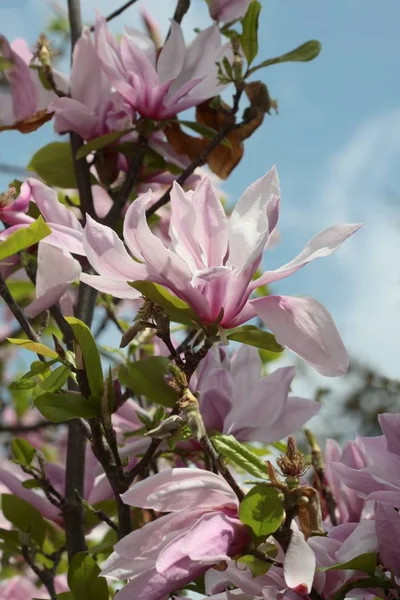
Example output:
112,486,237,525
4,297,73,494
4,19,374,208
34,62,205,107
0,185,32,226
95,15,230,119
192,345,319,442
81,167,361,376
0,575,68,599
0,35,66,132
323,438,368,524
101,468,249,600
50,26,135,140
209,0,253,22
0,179,84,317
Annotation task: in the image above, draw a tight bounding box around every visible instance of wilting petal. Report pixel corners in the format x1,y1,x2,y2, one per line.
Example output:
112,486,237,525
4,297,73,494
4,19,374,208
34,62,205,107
252,223,362,289
375,503,400,577
25,243,81,318
121,468,238,511
378,413,400,456
252,295,349,376
284,527,316,595
228,166,280,272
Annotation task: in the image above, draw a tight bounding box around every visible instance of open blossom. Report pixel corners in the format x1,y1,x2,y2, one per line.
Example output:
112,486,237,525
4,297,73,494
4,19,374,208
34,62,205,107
95,15,230,119
81,167,361,376
209,0,253,22
101,468,248,600
0,35,66,132
0,179,84,317
192,345,319,442
50,26,135,140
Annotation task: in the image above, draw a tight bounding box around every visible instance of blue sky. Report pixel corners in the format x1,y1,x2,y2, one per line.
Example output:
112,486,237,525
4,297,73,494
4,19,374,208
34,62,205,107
1,0,400,435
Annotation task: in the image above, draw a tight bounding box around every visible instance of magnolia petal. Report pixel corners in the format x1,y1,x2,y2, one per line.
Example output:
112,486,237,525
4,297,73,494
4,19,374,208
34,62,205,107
336,520,378,563
79,273,141,299
284,527,316,595
51,97,98,138
83,214,147,280
26,179,83,233
252,295,349,376
378,413,400,456
375,503,400,577
228,166,280,272
121,468,238,511
157,20,185,83
25,244,81,318
253,223,362,289
209,0,253,22
113,566,202,600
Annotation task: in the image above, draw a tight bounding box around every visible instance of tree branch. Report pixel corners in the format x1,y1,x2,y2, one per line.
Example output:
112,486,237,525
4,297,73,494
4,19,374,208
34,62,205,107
89,0,141,32
172,0,191,24
0,421,64,433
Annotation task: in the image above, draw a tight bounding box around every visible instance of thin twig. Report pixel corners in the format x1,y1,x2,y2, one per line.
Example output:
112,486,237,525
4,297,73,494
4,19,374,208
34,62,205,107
22,546,57,600
0,272,46,362
172,0,190,24
201,434,245,502
146,86,244,218
0,421,64,433
89,0,141,31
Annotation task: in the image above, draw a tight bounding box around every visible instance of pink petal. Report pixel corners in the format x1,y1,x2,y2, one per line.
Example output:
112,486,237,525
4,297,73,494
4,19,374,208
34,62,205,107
375,503,400,577
284,527,316,595
336,520,378,563
51,97,98,138
113,566,203,600
252,223,362,289
25,243,81,318
378,413,400,456
25,179,82,233
83,214,147,280
209,0,253,22
121,468,238,511
252,295,349,376
70,27,110,109
79,273,141,299
0,35,38,121
228,166,280,272
157,20,185,83
331,462,386,498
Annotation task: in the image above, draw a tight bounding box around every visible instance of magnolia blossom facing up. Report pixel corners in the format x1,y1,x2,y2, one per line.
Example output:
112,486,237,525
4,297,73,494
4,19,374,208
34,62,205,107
95,15,230,119
193,344,320,442
81,167,361,376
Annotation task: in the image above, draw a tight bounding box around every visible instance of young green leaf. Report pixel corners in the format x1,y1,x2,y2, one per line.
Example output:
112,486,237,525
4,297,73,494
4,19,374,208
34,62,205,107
227,325,284,353
240,1,261,66
32,365,71,399
320,553,377,576
7,338,59,359
76,130,132,159
211,434,269,480
11,438,36,466
1,494,46,547
35,391,101,422
239,485,284,539
237,554,272,577
67,552,109,600
129,281,201,326
0,217,51,260
119,357,178,408
65,317,104,397
248,40,322,75
27,142,78,188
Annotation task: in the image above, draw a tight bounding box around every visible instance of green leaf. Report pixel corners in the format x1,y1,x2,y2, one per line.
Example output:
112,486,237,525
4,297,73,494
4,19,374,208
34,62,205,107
320,553,377,576
32,365,71,400
7,279,35,302
227,325,284,353
1,494,46,546
0,216,51,260
0,528,21,553
239,485,284,539
76,130,132,159
119,357,178,408
7,338,59,359
211,434,269,480
11,438,35,466
333,577,393,600
9,359,57,390
129,281,200,326
35,391,101,422
237,554,272,577
57,594,75,600
27,142,77,188
179,120,232,148
67,552,109,600
22,479,43,489
65,317,104,398
248,40,322,75
240,1,261,65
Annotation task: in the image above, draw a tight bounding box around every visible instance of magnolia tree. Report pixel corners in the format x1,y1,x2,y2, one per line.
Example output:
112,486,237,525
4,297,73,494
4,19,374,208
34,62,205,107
0,1,397,599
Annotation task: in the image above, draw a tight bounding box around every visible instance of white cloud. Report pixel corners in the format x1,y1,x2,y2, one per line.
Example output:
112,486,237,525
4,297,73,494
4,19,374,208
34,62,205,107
316,109,400,378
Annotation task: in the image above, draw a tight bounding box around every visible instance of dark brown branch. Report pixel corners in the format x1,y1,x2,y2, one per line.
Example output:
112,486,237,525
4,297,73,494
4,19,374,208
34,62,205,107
103,134,148,226
172,0,190,25
22,545,57,600
0,421,64,433
200,434,245,502
146,86,244,218
0,272,46,362
89,0,141,32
